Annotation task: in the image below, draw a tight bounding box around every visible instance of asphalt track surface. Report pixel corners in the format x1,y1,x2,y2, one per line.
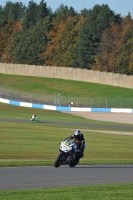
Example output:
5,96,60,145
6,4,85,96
0,117,133,191
0,165,133,191
1,117,133,131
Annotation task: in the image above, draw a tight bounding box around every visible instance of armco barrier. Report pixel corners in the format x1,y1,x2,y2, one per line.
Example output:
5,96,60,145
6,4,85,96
0,97,133,113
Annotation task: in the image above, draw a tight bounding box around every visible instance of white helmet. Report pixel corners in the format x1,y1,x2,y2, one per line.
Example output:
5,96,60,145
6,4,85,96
74,130,81,139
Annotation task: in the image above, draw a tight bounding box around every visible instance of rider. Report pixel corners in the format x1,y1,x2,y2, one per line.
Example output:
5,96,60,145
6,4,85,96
68,130,85,158
31,114,36,121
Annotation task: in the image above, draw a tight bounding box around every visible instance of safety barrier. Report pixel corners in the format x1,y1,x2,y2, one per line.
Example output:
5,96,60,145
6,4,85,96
0,97,133,113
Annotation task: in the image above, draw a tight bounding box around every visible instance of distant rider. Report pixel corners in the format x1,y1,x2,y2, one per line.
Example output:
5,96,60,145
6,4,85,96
31,114,36,121
67,130,85,158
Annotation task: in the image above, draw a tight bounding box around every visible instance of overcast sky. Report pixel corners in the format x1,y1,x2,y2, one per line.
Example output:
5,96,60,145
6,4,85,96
1,0,133,18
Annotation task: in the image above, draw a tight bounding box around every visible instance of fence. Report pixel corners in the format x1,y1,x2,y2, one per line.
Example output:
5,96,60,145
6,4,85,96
0,87,133,108
0,63,133,89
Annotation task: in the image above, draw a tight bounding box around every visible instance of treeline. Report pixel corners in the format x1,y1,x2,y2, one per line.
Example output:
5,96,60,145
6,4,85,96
0,0,133,74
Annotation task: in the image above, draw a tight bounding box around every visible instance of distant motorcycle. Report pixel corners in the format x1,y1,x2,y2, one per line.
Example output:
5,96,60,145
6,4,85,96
54,137,81,168
30,117,39,123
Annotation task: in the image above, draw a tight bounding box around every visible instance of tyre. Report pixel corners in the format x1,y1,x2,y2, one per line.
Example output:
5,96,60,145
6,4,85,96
69,157,79,167
54,154,64,168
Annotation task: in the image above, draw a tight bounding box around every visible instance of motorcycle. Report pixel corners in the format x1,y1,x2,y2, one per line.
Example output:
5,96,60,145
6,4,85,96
30,117,39,123
54,137,81,168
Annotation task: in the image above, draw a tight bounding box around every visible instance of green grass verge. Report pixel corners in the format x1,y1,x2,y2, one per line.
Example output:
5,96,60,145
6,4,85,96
0,73,133,97
1,102,133,129
0,74,133,195
0,102,133,167
0,183,133,200
0,120,133,167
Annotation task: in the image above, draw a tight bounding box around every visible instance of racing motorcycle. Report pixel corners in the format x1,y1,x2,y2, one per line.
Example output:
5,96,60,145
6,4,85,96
54,137,81,168
30,117,39,123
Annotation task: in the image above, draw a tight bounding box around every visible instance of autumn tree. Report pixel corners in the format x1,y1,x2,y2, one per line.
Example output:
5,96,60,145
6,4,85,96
116,25,133,74
95,12,133,73
0,1,26,62
94,22,122,72
11,15,51,65
41,4,78,66
59,15,86,67
46,15,86,67
1,0,133,72
73,4,121,69
0,23,14,62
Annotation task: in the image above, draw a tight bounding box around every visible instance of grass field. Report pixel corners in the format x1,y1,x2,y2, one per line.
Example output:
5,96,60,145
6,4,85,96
0,73,133,97
0,73,133,197
0,102,133,167
0,183,133,200
1,122,133,167
0,74,133,166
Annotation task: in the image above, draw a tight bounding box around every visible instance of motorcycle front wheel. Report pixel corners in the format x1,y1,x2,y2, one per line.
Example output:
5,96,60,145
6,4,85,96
54,153,64,168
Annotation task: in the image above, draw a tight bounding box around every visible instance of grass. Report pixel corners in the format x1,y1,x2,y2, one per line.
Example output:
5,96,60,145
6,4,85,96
1,102,133,129
0,118,133,167
0,184,133,200
0,73,133,97
0,80,133,167
0,73,133,196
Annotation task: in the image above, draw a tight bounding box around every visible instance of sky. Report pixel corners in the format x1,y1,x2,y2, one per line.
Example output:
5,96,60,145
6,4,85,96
0,0,133,18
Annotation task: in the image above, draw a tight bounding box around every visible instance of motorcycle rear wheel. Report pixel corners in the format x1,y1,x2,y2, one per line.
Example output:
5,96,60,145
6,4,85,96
69,157,79,167
54,154,64,168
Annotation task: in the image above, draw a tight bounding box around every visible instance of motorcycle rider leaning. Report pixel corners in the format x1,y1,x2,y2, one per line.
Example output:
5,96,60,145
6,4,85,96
31,114,36,121
68,130,85,158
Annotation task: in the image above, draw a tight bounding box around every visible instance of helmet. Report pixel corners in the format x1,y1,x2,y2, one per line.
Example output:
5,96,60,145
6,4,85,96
74,130,81,139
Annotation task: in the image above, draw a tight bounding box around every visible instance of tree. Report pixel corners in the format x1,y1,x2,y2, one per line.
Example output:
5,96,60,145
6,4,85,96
94,13,133,73
116,26,133,74
11,16,51,65
73,4,121,69
129,52,133,74
53,4,76,24
0,23,14,62
0,6,4,27
36,0,48,21
59,15,86,67
40,19,66,66
94,22,122,72
21,0,37,30
0,1,26,27
41,6,78,66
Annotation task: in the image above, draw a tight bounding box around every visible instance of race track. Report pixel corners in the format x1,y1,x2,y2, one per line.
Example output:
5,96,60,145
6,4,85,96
0,165,133,191
0,114,133,191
